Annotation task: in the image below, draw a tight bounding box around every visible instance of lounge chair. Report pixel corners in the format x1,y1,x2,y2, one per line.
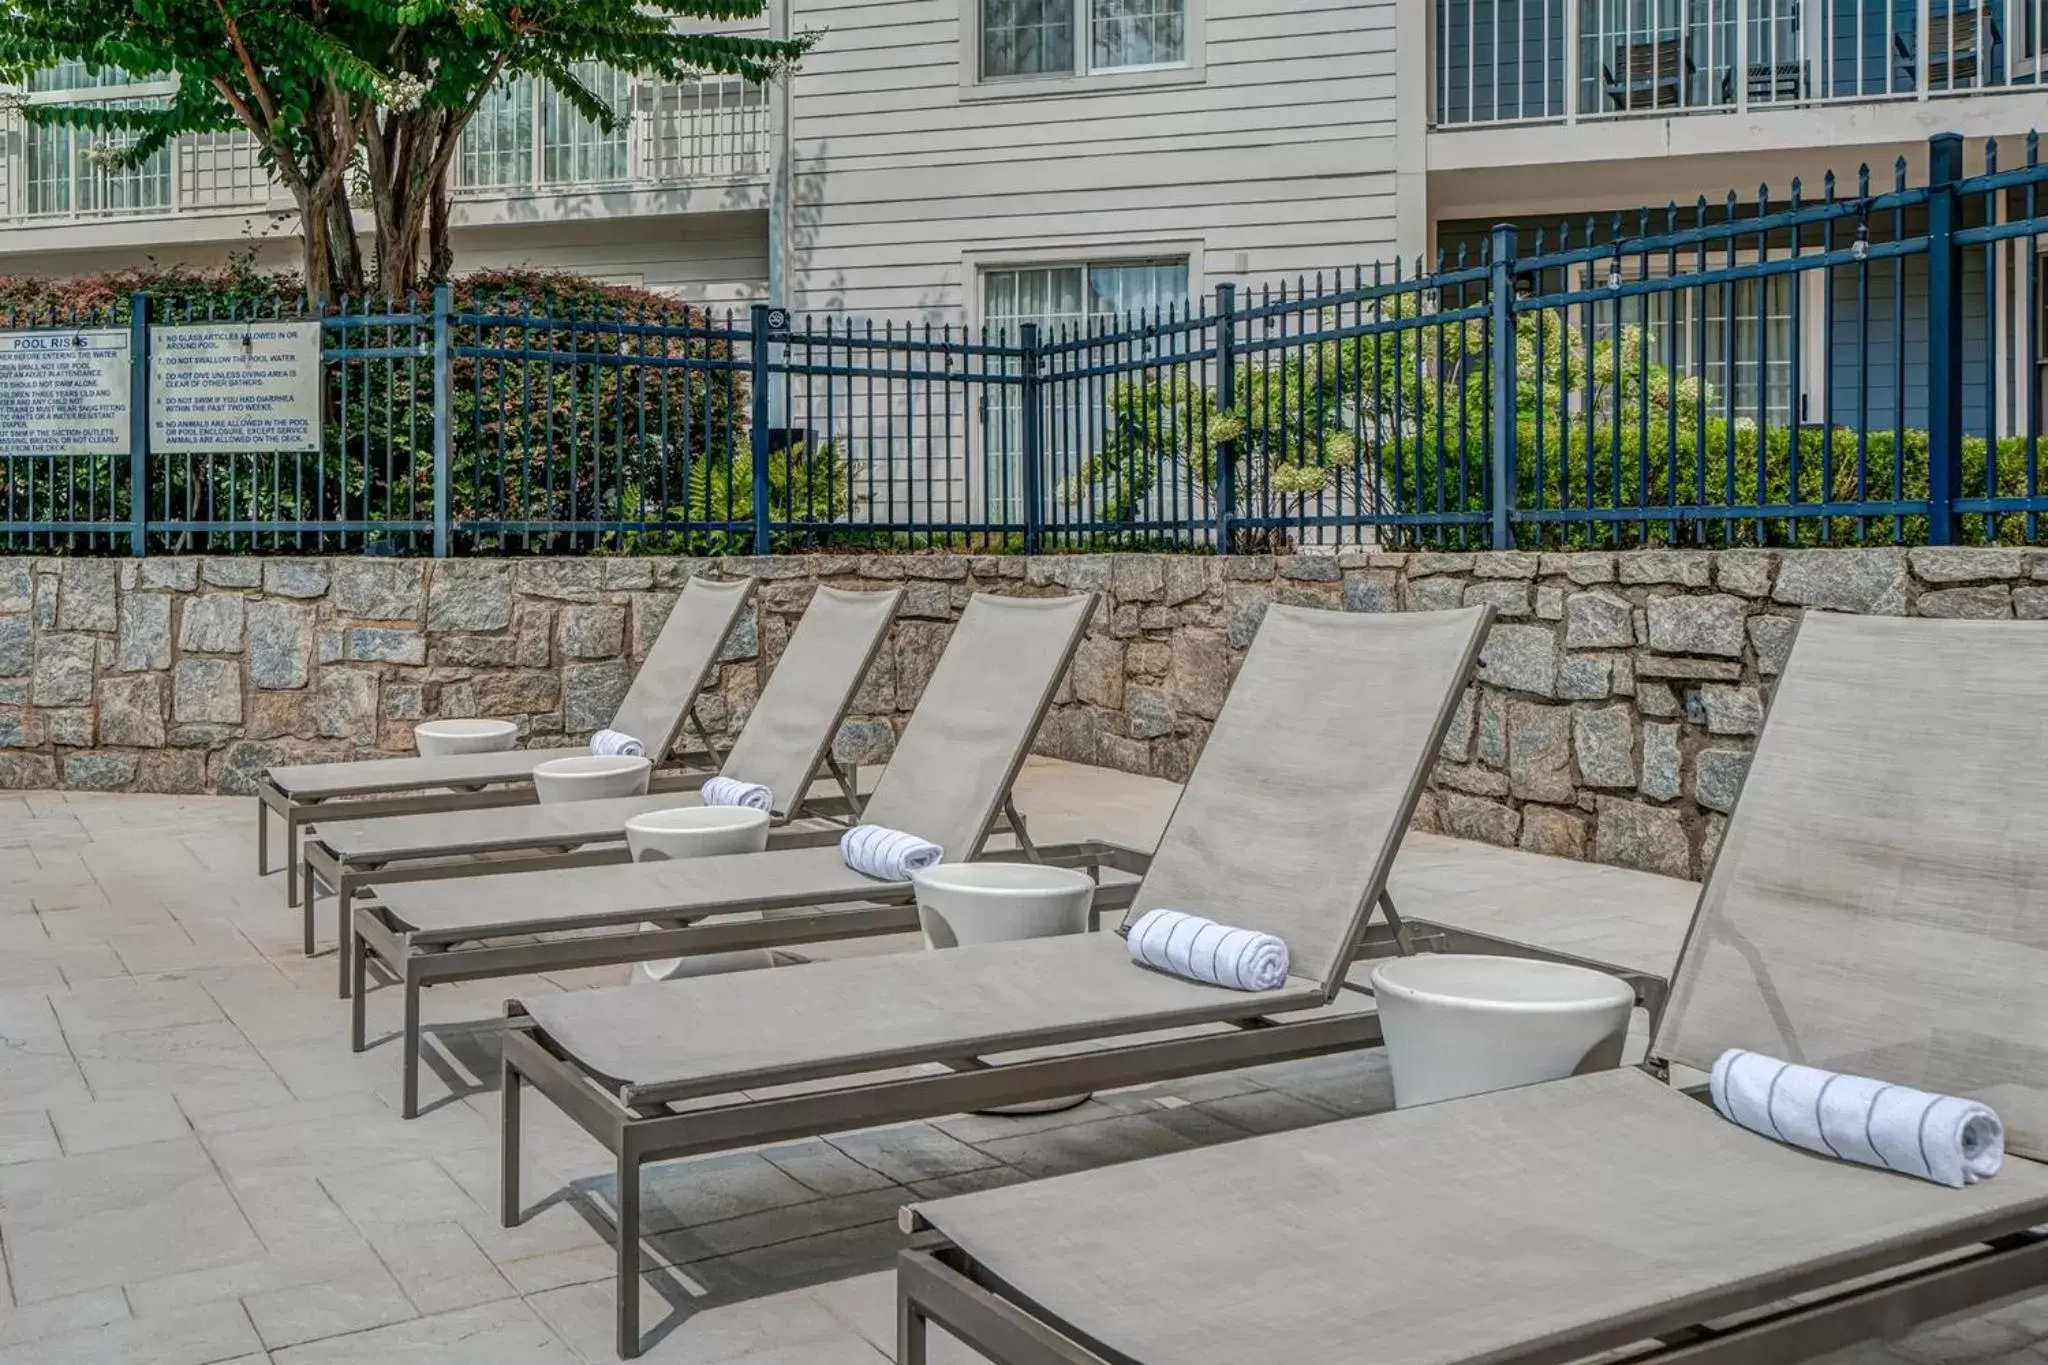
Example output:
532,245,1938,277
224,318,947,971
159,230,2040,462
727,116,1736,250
898,611,2048,1365
355,591,1142,1119
299,584,903,982
499,604,1646,1359
254,574,756,896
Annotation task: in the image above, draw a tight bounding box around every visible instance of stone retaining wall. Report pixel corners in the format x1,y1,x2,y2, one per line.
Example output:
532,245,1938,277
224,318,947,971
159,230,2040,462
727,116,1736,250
0,547,2034,879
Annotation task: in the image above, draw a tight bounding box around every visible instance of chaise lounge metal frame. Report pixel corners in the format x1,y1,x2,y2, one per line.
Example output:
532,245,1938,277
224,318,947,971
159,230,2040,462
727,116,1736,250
897,611,2048,1365
300,584,904,985
254,574,756,899
352,591,1137,1119
497,604,1665,1358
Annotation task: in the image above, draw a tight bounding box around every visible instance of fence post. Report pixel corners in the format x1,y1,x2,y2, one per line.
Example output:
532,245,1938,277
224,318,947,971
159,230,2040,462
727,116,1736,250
431,282,453,558
1925,133,1964,546
749,303,773,556
1488,225,1519,552
1018,322,1044,556
1214,283,1237,555
128,293,149,557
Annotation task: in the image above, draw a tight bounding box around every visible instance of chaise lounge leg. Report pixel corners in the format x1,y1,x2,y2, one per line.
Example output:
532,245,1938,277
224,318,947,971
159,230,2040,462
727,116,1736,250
256,799,269,877
898,1268,929,1365
350,927,368,1054
335,881,352,1000
400,974,422,1120
616,1141,642,1359
499,1052,522,1227
301,858,317,958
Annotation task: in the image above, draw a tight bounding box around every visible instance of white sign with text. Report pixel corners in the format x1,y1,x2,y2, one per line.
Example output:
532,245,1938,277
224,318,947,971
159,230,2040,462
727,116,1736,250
149,321,322,454
0,330,133,458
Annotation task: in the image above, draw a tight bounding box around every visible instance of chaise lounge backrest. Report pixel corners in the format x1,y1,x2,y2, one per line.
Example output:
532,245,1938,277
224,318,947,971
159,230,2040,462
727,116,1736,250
607,576,756,759
856,592,1097,866
1654,612,2048,1158
714,585,902,817
1123,604,1493,1000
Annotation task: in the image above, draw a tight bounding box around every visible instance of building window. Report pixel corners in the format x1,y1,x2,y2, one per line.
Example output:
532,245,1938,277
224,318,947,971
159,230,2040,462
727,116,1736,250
980,258,1189,519
980,0,1188,81
1643,274,1799,426
457,63,632,192
22,66,173,218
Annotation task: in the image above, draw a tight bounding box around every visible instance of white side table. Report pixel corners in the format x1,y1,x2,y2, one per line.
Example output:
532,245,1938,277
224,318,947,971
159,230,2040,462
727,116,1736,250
1370,954,1635,1109
627,806,773,982
912,862,1098,1115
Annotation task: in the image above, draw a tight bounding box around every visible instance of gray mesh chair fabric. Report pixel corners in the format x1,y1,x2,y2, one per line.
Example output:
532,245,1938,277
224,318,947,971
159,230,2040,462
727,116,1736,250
306,585,900,860
714,585,901,815
525,931,1326,1097
602,575,756,761
837,592,1095,863
511,605,1488,1099
913,1067,2048,1365
1654,613,2048,1160
266,575,753,796
372,591,1097,937
1128,604,1489,994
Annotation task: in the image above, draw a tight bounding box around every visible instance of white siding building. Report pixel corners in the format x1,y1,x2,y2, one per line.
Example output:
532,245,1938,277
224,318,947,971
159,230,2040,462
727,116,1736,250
0,0,2040,375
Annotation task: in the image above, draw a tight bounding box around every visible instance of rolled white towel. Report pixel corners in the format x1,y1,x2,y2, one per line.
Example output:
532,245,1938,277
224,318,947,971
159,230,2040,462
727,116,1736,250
1125,908,1291,992
839,824,943,882
701,775,773,812
1710,1049,2004,1188
590,729,646,758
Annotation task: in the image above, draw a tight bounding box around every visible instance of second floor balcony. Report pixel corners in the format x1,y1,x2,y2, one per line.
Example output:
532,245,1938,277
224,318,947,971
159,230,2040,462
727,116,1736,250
0,65,768,235
1434,0,2047,129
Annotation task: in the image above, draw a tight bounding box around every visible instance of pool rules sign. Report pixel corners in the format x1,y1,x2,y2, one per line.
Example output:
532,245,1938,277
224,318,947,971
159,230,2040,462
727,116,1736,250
149,321,322,453
0,330,133,456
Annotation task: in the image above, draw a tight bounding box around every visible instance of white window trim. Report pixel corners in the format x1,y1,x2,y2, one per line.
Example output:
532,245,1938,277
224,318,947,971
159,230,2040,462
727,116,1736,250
965,240,1206,334
959,0,1206,103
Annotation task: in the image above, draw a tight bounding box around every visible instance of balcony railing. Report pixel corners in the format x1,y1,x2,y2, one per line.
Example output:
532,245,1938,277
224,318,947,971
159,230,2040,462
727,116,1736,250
0,74,767,228
1435,0,2048,127
452,76,768,198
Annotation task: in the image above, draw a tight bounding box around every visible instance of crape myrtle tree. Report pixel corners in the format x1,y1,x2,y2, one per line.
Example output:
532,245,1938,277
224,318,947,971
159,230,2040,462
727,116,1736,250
0,0,810,301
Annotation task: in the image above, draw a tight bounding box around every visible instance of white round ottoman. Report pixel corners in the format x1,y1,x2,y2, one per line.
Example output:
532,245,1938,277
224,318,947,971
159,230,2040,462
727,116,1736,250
912,862,1098,1114
1370,954,1635,1109
413,718,517,757
532,754,652,805
627,806,774,982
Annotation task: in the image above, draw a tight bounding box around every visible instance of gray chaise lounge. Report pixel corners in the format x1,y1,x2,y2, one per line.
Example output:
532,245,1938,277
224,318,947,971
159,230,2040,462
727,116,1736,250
354,591,1143,1119
255,574,755,895
302,584,902,982
898,611,2048,1365
497,604,1657,1358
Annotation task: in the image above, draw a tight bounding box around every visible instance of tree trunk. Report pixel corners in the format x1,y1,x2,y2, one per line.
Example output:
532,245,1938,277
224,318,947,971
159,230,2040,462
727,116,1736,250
428,177,453,284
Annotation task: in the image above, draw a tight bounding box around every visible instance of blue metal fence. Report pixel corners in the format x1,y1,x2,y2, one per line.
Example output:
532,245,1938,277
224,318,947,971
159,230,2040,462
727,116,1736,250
1,131,2043,555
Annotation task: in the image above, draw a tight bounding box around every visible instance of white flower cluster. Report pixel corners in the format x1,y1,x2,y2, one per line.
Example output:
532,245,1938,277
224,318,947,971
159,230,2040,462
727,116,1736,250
82,142,130,170
380,72,429,111
449,0,486,21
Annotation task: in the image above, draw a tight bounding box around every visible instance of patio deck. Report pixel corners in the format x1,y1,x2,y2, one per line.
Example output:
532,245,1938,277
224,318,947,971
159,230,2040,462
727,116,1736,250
0,758,2037,1364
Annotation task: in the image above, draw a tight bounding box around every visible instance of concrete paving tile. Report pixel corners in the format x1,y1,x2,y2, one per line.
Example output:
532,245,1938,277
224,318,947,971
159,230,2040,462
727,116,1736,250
651,1189,909,1265
319,1155,485,1230
926,1090,1155,1145
606,1150,824,1235
528,1278,851,1365
903,1166,1032,1202
824,1125,1000,1184
201,1092,492,1181
0,1300,262,1365
363,1220,517,1316
758,1141,896,1197
48,1092,192,1155
696,1219,908,1300
243,1264,419,1350
1193,1086,1347,1135
124,1240,388,1320
71,1020,280,1100
461,1195,614,1267
967,1111,1208,1180
0,1108,59,1165
0,1286,129,1350
494,1245,618,1296
267,1300,578,1365
0,1136,263,1304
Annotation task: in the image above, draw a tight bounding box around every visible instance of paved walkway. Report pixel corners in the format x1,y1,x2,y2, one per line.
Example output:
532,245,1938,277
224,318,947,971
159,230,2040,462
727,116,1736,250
0,761,2037,1364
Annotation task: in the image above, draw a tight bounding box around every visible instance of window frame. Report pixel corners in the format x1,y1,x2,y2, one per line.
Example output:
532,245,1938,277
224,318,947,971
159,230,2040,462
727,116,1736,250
961,0,1205,102
454,63,637,196
19,67,177,219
